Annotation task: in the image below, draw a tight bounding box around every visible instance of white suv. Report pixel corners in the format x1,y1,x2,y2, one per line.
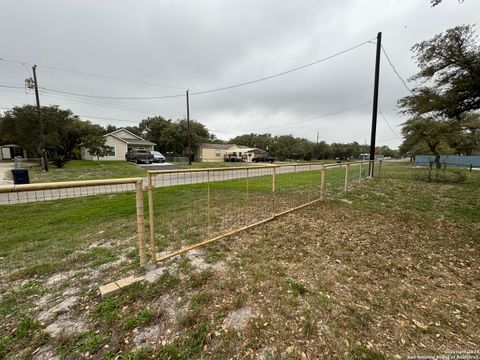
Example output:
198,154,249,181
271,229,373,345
150,151,166,163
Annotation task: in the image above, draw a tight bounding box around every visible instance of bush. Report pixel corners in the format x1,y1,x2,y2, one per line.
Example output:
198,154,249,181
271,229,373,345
52,155,69,168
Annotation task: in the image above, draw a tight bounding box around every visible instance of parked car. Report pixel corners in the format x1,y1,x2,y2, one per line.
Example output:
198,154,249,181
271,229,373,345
224,152,245,162
252,156,274,163
125,149,154,164
150,151,166,163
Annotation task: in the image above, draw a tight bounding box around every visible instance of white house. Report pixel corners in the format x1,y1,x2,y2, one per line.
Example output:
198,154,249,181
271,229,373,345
196,143,267,162
81,129,156,161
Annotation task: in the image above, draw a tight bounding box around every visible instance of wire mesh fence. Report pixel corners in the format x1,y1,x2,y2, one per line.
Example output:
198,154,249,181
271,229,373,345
0,178,149,288
0,180,137,205
147,161,378,264
0,160,381,285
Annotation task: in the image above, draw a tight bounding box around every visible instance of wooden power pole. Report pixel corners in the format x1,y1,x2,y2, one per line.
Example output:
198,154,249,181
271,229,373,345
368,32,381,177
32,65,48,171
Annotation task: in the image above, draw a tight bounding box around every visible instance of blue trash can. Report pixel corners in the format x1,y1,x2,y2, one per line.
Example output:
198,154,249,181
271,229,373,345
11,168,30,185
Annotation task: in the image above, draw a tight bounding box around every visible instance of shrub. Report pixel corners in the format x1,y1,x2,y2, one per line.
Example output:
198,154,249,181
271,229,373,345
52,155,69,168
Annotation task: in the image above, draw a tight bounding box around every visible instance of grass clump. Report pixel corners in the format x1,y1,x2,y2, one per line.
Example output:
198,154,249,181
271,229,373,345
0,317,49,359
95,297,119,324
349,346,386,360
58,332,108,356
286,279,308,295
122,308,154,330
82,247,118,268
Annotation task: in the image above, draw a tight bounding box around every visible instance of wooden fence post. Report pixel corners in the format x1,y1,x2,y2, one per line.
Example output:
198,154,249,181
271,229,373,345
147,173,157,264
321,165,326,200
344,163,350,192
359,161,363,184
245,168,249,225
135,179,147,266
207,170,211,236
272,166,276,217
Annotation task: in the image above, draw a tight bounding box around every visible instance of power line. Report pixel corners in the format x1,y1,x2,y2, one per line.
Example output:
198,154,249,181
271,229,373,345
41,86,185,100
78,114,141,124
380,45,413,94
4,38,374,101
379,110,402,141
0,81,185,117
0,58,184,90
0,84,25,90
188,39,374,96
42,91,184,118
255,102,372,131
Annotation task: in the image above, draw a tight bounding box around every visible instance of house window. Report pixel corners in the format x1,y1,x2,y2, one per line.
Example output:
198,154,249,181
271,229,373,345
106,146,116,157
215,149,221,157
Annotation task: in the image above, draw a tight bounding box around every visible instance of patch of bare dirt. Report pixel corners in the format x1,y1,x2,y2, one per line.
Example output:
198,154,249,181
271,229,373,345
223,306,255,331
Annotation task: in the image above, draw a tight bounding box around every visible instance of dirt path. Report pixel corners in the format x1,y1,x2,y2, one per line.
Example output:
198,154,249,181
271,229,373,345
0,161,13,185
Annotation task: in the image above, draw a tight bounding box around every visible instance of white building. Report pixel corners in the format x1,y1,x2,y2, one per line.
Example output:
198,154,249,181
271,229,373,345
81,129,155,161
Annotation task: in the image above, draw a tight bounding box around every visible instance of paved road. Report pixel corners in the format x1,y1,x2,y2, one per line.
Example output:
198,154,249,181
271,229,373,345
0,163,359,205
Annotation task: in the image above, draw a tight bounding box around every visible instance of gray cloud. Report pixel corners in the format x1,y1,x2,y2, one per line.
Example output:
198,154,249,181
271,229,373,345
1,0,479,148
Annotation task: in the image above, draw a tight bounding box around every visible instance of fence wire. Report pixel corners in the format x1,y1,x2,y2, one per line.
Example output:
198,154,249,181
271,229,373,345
147,161,378,264
0,182,137,205
0,161,382,285
0,178,146,290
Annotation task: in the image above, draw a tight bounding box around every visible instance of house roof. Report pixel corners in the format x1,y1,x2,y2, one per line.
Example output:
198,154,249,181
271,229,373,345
199,143,254,149
229,145,266,153
200,143,238,149
105,128,156,146
199,143,266,153
106,128,143,140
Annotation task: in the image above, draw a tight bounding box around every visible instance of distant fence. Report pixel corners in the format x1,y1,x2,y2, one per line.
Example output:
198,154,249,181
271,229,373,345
415,155,480,168
145,160,380,265
166,156,189,163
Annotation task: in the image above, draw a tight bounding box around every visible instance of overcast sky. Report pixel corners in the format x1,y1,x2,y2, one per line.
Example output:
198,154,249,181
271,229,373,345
1,0,479,148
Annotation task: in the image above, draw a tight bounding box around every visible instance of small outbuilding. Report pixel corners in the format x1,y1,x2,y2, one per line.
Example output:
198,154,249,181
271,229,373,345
0,144,26,160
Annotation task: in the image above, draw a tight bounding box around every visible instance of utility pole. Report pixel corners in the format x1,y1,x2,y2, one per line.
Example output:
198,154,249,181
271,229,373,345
186,90,192,165
316,131,319,160
32,65,48,171
368,32,381,177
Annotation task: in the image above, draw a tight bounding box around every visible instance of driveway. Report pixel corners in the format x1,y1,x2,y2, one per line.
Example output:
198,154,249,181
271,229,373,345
0,162,14,185
138,162,182,171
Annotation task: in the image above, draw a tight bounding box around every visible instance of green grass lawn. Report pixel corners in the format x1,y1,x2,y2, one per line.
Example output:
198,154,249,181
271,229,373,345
0,162,478,359
25,160,146,183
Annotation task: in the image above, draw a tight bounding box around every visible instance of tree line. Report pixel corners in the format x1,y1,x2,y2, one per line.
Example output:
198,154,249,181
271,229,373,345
0,106,400,167
228,133,398,160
